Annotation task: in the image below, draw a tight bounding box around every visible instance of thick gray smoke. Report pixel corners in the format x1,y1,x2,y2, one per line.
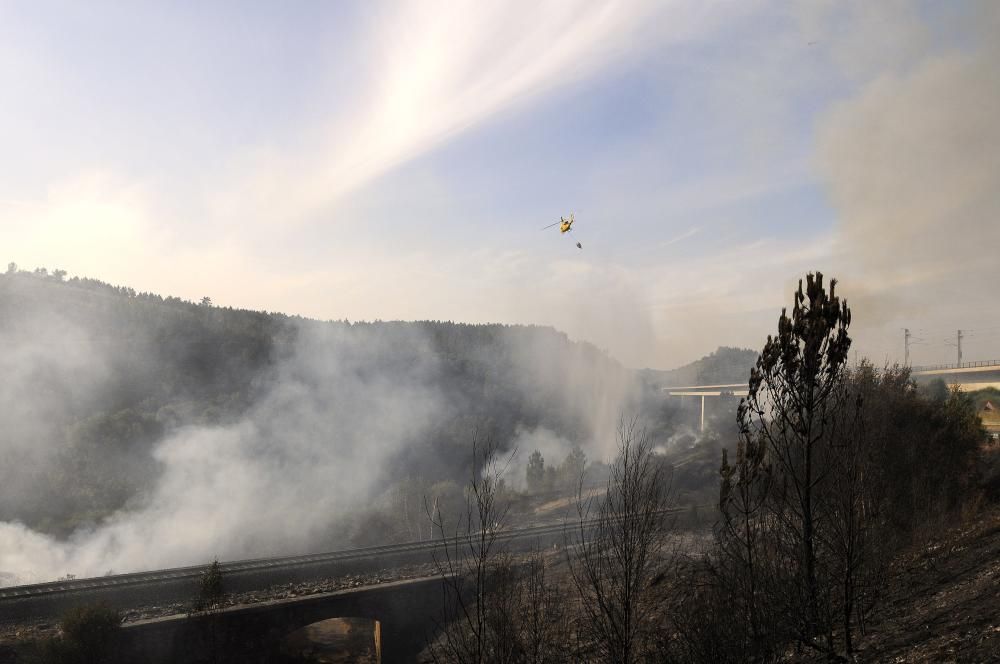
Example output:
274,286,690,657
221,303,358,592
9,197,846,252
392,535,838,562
501,329,640,467
0,321,446,581
0,305,636,584
817,1,1000,362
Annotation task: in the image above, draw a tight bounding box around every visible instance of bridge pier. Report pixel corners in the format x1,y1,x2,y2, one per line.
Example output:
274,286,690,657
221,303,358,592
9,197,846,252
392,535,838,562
664,384,748,433
700,394,705,433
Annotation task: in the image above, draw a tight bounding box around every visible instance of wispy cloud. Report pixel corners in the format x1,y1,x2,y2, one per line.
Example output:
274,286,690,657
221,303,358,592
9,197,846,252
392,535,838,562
659,226,700,248
2,1,995,370
211,1,723,226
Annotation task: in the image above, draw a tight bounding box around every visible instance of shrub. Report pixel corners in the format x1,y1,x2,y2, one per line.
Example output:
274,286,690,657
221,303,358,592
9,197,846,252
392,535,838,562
194,559,225,611
25,603,122,664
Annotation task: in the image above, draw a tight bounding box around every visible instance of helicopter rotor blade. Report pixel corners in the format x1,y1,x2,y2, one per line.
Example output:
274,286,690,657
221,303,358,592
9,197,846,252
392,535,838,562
540,221,561,230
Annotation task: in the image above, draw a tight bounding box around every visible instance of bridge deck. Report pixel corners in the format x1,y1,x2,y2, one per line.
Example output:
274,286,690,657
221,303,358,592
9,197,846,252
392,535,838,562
912,360,1000,374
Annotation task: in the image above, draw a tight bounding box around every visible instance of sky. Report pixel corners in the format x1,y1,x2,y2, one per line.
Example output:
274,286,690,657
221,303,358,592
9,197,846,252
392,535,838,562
1,0,998,369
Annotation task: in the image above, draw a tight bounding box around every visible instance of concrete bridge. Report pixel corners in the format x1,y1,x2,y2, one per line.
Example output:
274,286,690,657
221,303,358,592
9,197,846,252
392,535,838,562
910,359,1000,391
115,576,449,663
663,359,1000,432
661,383,747,432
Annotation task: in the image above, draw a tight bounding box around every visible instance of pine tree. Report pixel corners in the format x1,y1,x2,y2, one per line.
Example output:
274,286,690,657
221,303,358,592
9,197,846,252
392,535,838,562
526,450,545,493
738,272,852,651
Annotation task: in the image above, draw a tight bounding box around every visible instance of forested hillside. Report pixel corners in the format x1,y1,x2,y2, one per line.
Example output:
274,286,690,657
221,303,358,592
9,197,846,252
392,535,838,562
0,268,637,541
639,346,758,389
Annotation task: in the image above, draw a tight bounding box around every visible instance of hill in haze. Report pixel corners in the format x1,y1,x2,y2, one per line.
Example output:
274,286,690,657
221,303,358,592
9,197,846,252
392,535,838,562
639,346,758,389
0,267,638,563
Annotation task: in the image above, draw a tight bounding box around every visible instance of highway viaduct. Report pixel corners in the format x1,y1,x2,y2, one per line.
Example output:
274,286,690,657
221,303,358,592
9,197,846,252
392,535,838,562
663,360,1000,432
0,518,600,661
114,576,448,663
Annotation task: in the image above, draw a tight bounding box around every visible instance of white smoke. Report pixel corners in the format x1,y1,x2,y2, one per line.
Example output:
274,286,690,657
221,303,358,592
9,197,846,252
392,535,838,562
0,307,640,583
0,320,448,581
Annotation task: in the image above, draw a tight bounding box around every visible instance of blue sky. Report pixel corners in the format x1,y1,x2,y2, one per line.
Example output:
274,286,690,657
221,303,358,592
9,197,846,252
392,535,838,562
2,1,998,367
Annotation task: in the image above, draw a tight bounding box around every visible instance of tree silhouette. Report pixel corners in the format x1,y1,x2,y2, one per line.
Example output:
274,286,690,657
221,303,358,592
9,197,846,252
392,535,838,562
736,271,851,652
526,450,545,493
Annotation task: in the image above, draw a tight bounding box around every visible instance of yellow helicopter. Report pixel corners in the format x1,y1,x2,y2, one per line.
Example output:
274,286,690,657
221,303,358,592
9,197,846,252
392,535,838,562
541,213,582,248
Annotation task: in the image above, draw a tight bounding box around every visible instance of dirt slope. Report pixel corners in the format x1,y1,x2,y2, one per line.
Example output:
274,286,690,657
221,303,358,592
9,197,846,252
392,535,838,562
853,504,1000,662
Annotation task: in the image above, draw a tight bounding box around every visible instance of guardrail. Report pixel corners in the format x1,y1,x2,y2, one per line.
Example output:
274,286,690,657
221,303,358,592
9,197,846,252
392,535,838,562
912,360,1000,372
0,505,707,602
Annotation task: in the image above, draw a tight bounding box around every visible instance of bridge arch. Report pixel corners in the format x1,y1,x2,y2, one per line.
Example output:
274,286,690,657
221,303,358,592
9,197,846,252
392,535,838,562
284,615,382,662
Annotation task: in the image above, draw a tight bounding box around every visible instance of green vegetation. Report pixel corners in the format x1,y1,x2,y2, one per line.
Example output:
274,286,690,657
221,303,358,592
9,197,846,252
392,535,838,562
968,385,1000,411
639,346,758,388
23,603,122,664
193,559,226,612
523,445,587,493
